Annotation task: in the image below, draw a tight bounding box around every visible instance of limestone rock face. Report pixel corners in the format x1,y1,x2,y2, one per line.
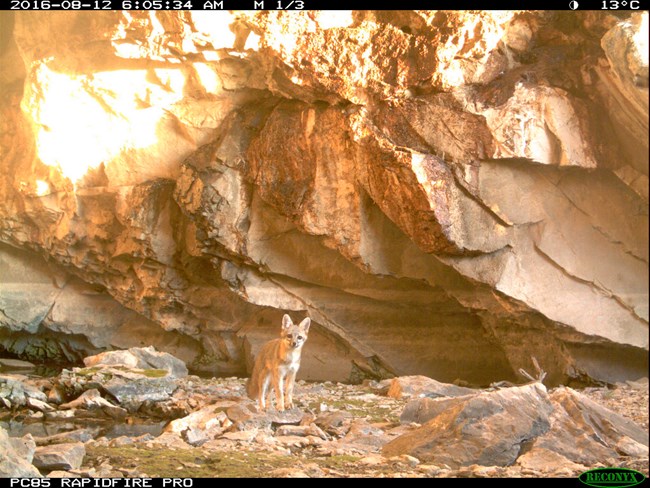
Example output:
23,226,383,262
0,11,647,384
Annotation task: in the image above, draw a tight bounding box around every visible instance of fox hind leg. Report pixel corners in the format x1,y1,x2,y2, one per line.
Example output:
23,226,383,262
259,373,272,411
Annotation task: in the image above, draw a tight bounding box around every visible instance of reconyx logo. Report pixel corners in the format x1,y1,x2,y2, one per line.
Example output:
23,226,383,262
579,468,646,488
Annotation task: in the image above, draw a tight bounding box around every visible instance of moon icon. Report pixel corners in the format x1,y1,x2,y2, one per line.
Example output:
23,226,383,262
569,0,579,8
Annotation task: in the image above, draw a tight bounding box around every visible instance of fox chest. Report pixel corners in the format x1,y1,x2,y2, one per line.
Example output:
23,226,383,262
277,349,301,373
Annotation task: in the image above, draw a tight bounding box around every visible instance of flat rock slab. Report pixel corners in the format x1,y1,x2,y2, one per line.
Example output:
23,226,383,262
33,442,86,471
35,428,99,446
267,407,305,425
104,373,177,409
59,388,128,419
387,375,475,399
343,420,389,450
383,383,553,467
0,358,36,370
226,403,305,431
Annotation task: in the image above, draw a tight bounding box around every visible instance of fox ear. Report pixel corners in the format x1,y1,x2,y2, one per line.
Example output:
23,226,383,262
299,317,311,333
282,314,293,330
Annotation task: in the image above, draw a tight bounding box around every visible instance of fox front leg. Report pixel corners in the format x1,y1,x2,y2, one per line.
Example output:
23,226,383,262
284,370,297,409
273,370,285,411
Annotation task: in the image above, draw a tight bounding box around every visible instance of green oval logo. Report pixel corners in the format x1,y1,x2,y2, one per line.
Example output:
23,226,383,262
579,468,647,488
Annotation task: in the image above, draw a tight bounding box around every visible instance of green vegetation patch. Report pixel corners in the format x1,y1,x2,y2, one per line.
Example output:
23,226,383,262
86,446,295,478
74,367,105,377
85,446,400,478
137,369,169,378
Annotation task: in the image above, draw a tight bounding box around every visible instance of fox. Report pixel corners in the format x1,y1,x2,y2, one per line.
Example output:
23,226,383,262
246,314,311,412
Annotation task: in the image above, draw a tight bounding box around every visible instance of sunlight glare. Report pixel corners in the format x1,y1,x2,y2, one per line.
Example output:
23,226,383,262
27,63,185,184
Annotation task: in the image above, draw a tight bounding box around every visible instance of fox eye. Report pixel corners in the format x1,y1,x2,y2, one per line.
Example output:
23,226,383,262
297,336,304,341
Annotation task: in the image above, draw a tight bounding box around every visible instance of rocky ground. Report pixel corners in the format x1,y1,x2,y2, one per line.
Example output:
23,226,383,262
1,349,648,478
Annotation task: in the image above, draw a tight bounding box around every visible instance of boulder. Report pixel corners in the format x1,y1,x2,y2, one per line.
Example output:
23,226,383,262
383,383,553,467
386,382,650,469
83,347,188,379
33,443,86,471
0,427,41,477
386,375,475,399
523,387,650,465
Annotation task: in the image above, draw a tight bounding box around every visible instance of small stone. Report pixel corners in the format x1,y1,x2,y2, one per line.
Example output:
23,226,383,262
267,407,305,425
27,397,55,412
417,464,442,475
395,454,420,467
149,432,189,449
275,424,328,439
220,430,258,442
47,386,66,405
359,454,385,465
301,463,325,477
469,465,500,477
47,471,81,478
273,435,318,448
268,468,310,478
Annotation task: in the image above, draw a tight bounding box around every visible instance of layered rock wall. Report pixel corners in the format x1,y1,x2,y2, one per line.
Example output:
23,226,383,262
0,11,647,384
